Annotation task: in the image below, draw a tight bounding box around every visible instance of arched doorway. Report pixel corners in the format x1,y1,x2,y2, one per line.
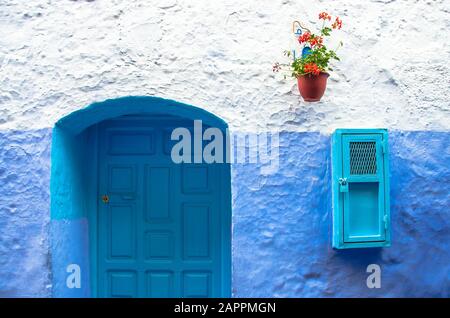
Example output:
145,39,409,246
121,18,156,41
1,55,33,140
50,96,231,297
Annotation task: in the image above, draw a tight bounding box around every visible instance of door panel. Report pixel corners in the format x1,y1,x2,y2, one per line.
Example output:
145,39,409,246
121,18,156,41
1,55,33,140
183,204,211,259
96,116,229,297
342,134,386,243
145,166,171,221
346,182,379,238
183,271,211,297
107,271,137,298
107,204,136,259
146,271,174,297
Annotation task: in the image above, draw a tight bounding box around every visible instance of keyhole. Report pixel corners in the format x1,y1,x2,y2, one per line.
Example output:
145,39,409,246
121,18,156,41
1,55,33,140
102,195,109,203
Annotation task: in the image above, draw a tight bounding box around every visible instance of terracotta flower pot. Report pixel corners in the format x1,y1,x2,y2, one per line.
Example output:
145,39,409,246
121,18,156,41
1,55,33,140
297,72,329,102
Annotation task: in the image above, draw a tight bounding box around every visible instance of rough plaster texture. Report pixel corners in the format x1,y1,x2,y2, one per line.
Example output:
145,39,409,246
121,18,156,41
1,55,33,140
0,129,51,297
0,0,449,133
232,131,450,297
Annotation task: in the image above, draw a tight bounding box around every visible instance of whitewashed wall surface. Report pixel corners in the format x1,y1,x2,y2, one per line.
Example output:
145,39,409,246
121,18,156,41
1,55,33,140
0,0,449,133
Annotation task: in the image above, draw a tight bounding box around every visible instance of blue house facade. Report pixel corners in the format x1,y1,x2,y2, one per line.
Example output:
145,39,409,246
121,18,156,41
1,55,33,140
0,96,448,297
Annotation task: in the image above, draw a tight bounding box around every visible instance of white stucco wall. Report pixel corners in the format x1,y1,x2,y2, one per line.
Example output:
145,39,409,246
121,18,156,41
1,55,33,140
0,0,449,133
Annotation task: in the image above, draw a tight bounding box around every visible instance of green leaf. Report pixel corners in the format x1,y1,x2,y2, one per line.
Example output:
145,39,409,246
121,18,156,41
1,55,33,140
321,27,332,36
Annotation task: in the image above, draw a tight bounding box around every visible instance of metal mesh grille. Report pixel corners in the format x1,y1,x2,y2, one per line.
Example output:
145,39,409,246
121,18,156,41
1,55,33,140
350,142,377,175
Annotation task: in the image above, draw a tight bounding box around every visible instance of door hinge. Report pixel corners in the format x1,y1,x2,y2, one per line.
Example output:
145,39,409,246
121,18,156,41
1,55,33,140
383,215,388,229
381,141,386,154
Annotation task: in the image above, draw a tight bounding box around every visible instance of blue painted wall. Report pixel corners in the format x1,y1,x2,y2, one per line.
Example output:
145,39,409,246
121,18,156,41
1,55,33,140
0,129,449,297
0,129,52,297
232,131,450,297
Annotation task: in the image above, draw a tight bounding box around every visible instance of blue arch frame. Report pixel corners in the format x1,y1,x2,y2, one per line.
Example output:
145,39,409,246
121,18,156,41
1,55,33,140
50,96,232,297
55,96,228,136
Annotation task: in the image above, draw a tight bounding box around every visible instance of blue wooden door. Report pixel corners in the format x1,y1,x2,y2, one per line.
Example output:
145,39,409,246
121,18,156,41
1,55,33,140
342,134,386,243
96,116,230,297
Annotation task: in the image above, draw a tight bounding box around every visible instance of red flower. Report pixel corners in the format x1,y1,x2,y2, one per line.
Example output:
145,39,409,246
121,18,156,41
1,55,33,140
298,32,311,44
309,35,323,48
332,17,343,29
300,32,323,48
319,12,331,21
304,62,321,76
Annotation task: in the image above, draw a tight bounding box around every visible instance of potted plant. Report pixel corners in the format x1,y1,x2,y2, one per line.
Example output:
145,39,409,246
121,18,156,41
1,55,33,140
273,12,343,102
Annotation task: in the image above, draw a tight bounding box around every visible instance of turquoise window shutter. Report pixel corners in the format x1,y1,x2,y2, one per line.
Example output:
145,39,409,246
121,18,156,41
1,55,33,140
332,129,391,249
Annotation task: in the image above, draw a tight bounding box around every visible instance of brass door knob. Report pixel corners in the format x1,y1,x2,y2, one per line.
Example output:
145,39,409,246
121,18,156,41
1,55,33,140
101,194,109,204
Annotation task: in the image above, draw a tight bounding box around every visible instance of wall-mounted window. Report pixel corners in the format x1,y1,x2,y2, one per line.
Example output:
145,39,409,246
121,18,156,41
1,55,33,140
332,129,391,249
